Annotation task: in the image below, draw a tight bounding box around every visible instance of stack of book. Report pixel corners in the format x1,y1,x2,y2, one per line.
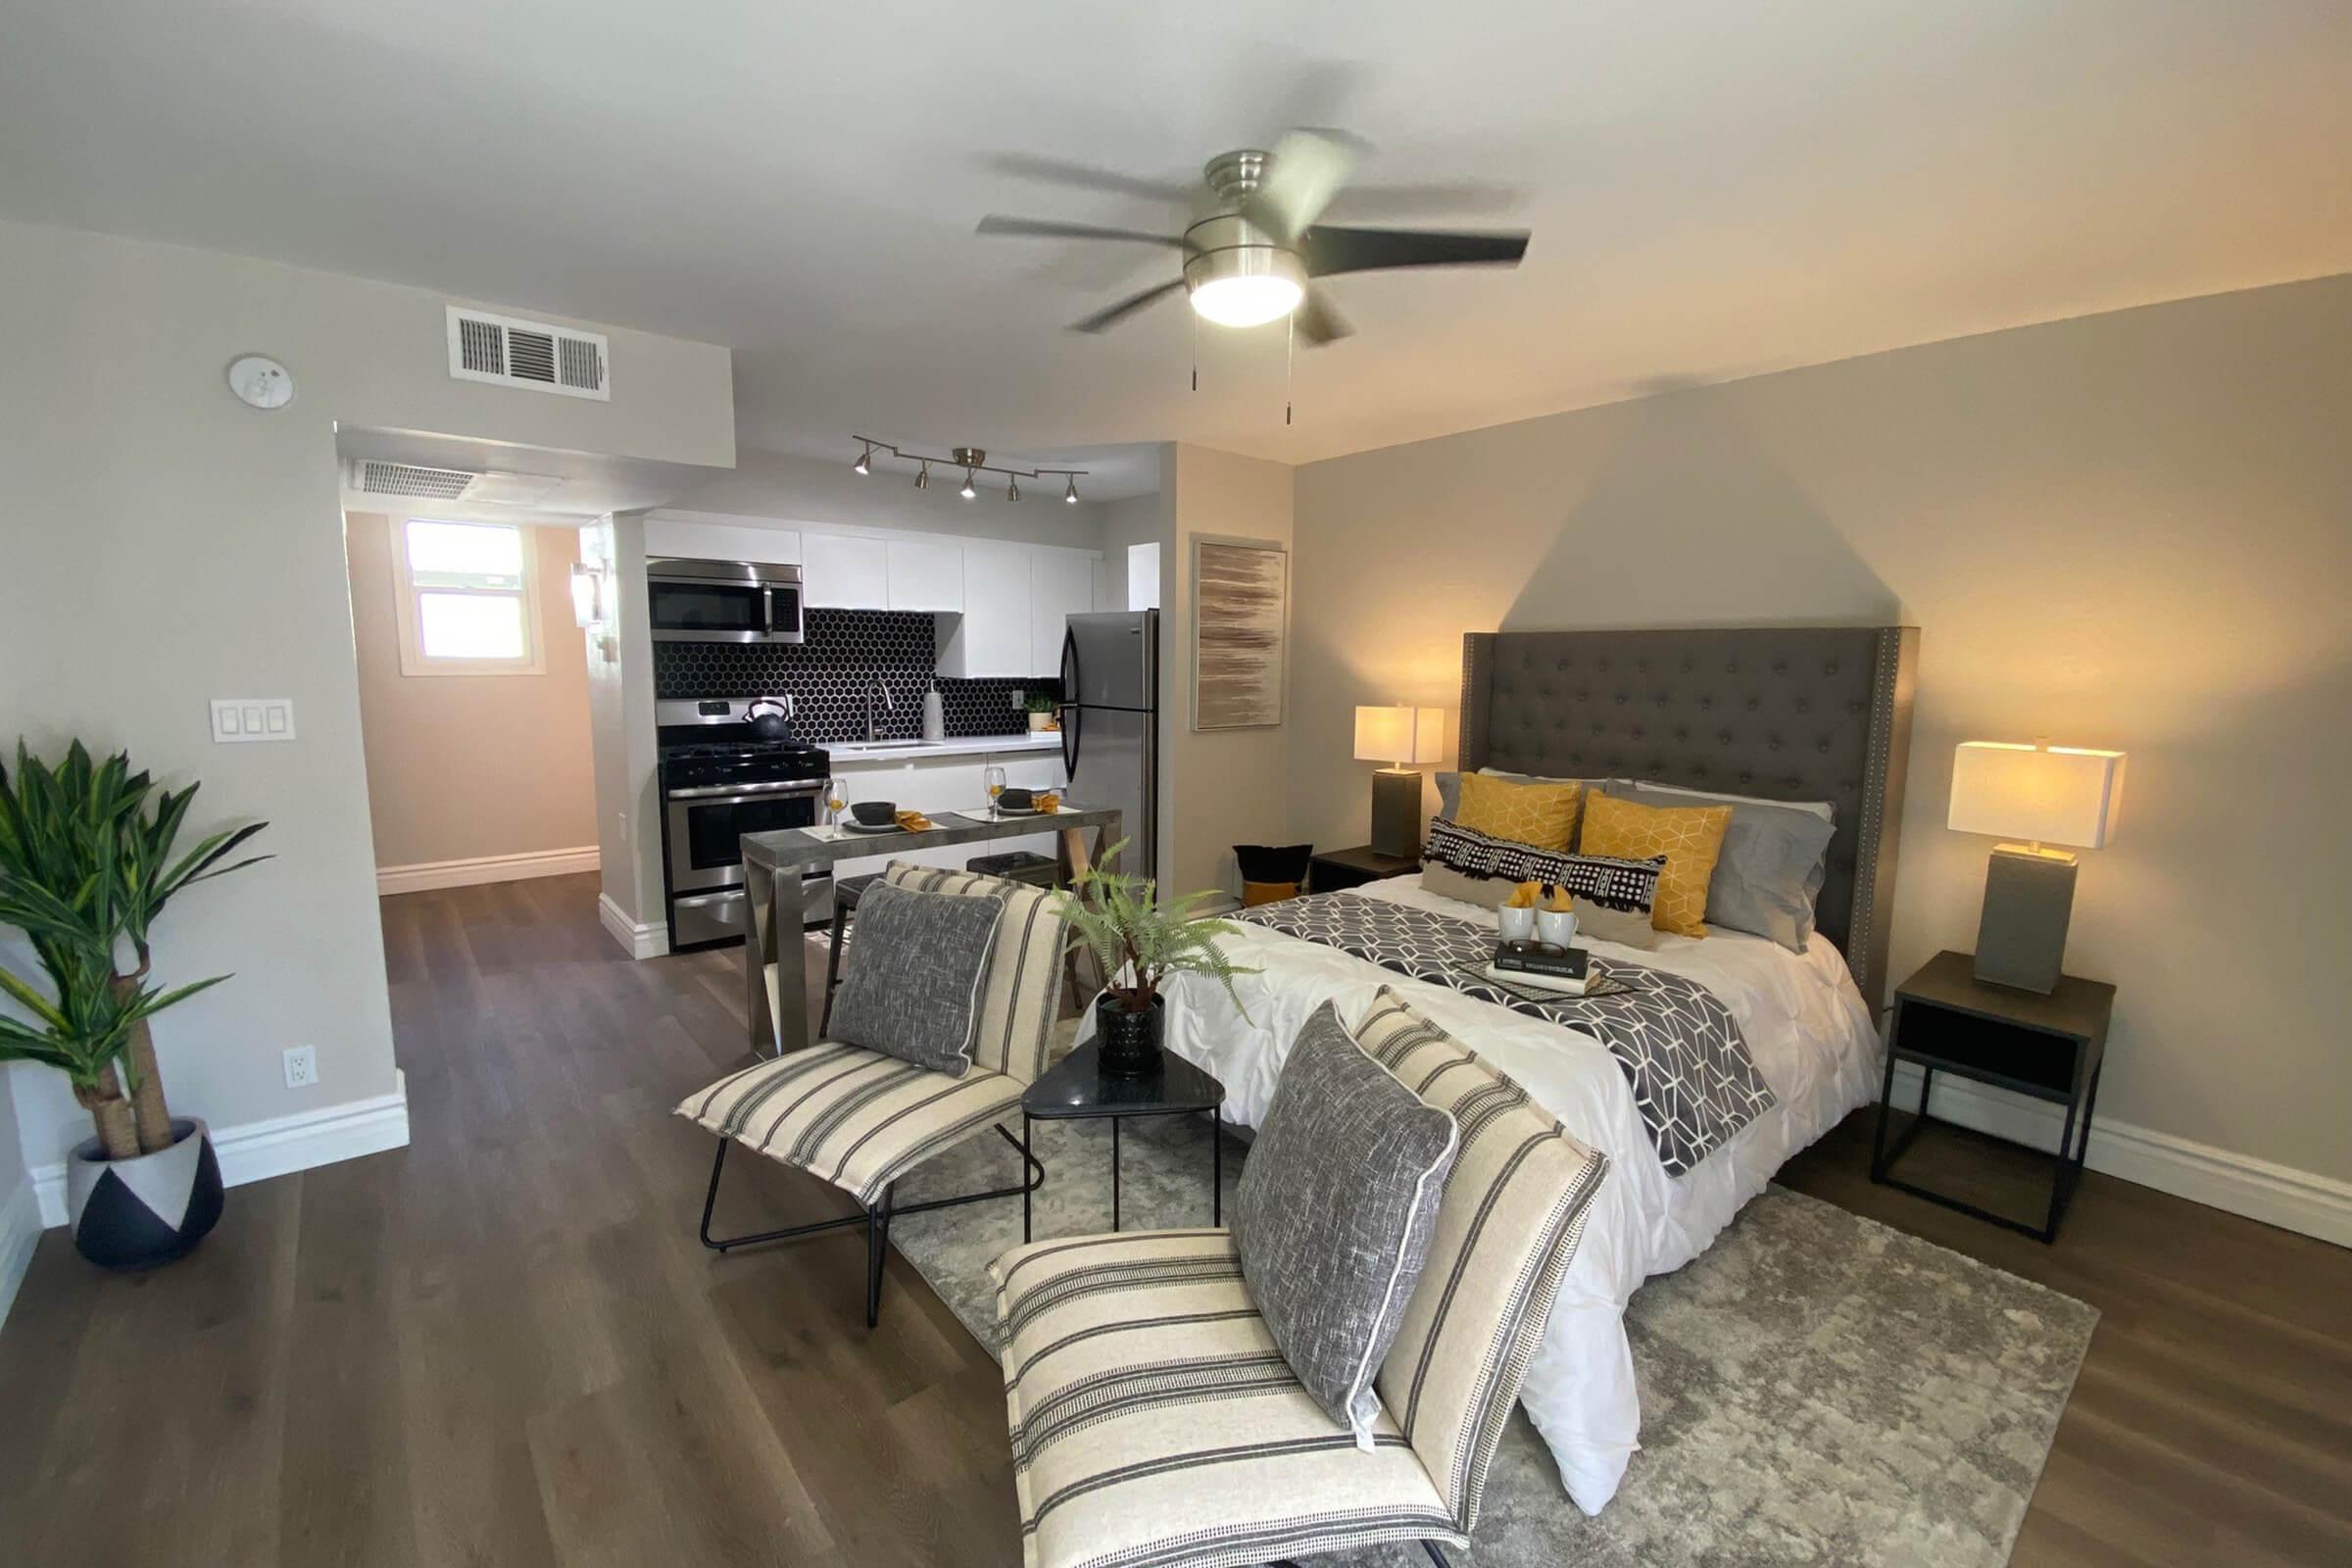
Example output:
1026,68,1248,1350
1484,940,1593,996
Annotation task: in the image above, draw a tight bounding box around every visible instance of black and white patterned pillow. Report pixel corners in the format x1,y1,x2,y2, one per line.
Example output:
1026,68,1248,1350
1422,815,1664,912
1231,1001,1459,1447
827,880,1006,1076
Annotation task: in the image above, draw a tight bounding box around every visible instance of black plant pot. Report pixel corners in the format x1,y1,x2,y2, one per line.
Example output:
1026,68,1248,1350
66,1116,224,1270
1096,995,1165,1079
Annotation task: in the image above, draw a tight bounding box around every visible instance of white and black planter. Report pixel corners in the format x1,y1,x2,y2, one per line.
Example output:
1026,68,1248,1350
66,1116,224,1269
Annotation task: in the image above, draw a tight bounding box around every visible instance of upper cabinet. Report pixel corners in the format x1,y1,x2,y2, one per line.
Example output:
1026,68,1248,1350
1028,549,1098,678
887,539,963,612
937,544,1030,678
644,513,801,565
801,532,890,609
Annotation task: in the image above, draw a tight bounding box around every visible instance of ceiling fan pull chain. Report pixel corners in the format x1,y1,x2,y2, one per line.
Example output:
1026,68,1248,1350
1285,313,1296,426
1191,310,1199,393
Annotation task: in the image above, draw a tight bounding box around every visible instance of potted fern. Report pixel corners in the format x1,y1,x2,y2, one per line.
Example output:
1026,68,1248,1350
0,741,269,1267
1059,841,1255,1077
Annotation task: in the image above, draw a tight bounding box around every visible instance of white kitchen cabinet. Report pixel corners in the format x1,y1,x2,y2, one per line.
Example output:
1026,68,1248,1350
1029,548,1097,678
643,514,801,565
935,543,1031,678
802,532,890,609
887,539,963,612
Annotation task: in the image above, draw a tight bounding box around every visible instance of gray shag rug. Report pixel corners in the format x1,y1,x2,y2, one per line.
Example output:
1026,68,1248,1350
891,1102,2097,1567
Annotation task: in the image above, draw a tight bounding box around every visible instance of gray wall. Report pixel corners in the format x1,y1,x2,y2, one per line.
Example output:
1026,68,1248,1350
667,445,1109,547
1290,272,2352,1186
0,218,734,1185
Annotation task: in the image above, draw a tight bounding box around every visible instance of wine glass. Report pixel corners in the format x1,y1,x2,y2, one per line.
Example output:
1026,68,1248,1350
825,776,847,827
984,765,1007,816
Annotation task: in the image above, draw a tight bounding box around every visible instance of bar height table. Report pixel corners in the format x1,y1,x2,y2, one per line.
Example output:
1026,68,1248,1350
740,806,1124,1057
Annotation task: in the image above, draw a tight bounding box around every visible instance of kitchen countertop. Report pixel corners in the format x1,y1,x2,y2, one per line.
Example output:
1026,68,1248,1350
820,731,1062,763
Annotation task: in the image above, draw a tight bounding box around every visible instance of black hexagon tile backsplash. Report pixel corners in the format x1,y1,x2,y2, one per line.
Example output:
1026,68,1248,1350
652,609,1057,744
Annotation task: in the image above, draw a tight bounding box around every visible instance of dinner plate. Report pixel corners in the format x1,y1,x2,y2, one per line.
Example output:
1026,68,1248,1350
840,818,909,834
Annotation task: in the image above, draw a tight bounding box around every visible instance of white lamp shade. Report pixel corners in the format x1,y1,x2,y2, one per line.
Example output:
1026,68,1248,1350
1353,705,1445,766
1948,742,2126,849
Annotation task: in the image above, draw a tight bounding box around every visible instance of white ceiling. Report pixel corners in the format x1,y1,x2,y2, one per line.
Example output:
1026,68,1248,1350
7,2,2349,477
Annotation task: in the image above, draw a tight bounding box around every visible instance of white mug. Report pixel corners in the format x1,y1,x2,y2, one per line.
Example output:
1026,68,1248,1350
1497,905,1537,944
1537,906,1578,948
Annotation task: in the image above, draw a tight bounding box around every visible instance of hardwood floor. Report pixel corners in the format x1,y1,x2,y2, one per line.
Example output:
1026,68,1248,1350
2,872,2345,1565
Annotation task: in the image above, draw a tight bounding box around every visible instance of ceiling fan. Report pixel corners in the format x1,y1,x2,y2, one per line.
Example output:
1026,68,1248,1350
977,128,1529,345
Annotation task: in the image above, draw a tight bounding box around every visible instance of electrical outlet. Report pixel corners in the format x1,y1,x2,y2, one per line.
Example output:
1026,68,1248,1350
282,1045,318,1089
1009,688,1025,710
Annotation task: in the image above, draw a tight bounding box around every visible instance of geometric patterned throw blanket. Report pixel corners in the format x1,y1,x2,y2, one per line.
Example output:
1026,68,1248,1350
1237,891,1776,1176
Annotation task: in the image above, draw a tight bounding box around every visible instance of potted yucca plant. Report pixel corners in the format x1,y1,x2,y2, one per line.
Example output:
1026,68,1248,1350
1059,840,1255,1077
0,741,269,1267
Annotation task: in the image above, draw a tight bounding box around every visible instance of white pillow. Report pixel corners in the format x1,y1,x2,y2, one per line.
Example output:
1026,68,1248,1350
1624,778,1835,823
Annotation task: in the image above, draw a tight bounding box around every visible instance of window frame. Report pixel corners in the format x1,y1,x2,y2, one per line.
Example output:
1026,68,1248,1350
387,514,547,677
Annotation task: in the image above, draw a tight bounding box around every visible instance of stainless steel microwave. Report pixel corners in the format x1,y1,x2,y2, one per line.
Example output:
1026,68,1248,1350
646,558,805,644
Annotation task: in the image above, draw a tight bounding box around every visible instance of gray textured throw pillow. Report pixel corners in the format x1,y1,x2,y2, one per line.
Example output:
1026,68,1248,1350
1604,783,1837,952
826,879,1006,1075
1232,1002,1459,1446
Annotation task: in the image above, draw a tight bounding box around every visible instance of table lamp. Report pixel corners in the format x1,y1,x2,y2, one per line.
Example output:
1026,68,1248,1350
1947,741,2127,993
1354,706,1445,859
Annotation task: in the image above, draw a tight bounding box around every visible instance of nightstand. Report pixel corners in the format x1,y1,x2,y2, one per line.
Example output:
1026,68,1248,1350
1308,844,1419,894
1872,949,2114,1243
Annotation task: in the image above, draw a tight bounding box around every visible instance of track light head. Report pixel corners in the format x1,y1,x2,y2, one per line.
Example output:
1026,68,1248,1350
853,444,871,476
1063,474,1079,505
914,462,930,489
1007,475,1021,502
959,467,978,500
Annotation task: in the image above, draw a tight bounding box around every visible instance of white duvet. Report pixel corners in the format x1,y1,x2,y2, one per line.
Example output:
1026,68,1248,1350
1153,875,1883,1515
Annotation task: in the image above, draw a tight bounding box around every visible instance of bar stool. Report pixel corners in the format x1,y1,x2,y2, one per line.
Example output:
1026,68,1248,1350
819,871,886,1033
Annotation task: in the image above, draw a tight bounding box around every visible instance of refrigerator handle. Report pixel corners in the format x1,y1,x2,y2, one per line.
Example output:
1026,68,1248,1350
1061,698,1080,778
1058,624,1081,777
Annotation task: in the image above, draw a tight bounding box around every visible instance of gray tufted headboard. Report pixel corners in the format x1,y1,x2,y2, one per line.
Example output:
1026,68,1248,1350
1459,626,1918,1004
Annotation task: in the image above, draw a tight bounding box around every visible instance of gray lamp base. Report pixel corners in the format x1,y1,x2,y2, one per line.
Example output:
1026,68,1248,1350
1974,846,2077,994
1368,768,1424,860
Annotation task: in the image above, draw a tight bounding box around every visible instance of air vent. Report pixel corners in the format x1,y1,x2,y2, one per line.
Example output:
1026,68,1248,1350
356,460,477,500
445,306,610,400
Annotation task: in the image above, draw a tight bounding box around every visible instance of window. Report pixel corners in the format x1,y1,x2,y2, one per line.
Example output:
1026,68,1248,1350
389,516,546,675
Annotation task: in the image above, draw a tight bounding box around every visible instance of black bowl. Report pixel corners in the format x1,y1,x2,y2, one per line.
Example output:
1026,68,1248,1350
851,801,897,826
998,786,1035,810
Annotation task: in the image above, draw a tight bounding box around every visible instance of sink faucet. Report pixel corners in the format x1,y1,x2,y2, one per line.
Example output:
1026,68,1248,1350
864,677,896,742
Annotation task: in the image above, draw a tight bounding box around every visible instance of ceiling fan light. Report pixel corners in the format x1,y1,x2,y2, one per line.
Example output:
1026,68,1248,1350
1185,242,1307,328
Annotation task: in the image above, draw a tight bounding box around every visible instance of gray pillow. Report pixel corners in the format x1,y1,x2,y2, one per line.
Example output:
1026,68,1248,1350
1603,783,1837,952
1232,1002,1459,1446
826,879,1005,1075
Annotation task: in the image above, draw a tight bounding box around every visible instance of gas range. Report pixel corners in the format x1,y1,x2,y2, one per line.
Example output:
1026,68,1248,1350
654,697,831,952
658,738,831,794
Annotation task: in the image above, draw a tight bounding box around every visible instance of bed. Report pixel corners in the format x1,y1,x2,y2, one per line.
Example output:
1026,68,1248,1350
1156,625,1918,1515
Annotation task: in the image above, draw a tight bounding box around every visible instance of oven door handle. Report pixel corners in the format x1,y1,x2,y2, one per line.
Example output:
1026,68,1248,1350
665,779,826,801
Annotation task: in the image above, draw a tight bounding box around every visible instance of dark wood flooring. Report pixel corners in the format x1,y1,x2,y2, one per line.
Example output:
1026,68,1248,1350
0,872,2344,1566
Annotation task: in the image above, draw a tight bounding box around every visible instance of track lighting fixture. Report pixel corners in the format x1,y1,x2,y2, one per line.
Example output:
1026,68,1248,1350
846,437,1088,506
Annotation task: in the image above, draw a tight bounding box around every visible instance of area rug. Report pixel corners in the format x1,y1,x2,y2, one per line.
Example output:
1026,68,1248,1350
890,1108,2097,1567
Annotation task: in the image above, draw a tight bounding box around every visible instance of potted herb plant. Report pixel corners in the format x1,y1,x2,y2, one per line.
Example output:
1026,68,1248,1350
1025,694,1060,733
1059,841,1255,1077
0,741,269,1268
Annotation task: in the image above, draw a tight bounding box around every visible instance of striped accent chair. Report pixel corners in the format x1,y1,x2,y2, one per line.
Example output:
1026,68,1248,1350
990,987,1608,1568
679,860,1071,1326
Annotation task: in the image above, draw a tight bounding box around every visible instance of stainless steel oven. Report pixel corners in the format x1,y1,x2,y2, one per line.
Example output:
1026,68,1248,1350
656,699,829,952
648,558,805,644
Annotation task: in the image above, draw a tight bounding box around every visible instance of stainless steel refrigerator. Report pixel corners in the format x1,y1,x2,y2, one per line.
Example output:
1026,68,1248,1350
1058,610,1158,882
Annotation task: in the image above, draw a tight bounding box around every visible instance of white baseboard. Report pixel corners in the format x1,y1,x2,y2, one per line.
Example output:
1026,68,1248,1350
1890,1062,2352,1248
377,846,599,896
29,1070,411,1231
599,893,669,959
0,1178,40,1331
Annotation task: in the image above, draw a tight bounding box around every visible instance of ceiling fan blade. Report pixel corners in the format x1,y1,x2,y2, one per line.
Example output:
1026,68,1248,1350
1301,224,1530,276
982,153,1195,205
1070,279,1187,334
1240,127,1361,244
1293,286,1352,347
977,216,1193,249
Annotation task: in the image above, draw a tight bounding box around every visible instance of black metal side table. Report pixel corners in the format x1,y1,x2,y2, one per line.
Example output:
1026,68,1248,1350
1873,949,2115,1243
1021,1041,1227,1243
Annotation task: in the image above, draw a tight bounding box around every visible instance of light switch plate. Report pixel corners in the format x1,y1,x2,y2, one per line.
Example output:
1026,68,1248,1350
212,698,296,743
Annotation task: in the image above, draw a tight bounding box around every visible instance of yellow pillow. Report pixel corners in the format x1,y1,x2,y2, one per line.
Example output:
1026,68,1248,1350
1578,792,1732,938
1454,772,1583,851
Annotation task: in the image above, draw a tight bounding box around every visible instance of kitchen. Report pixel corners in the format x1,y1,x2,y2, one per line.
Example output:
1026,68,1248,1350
609,503,1160,957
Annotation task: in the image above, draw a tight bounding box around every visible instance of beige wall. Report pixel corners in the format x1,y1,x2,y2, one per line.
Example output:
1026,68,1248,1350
344,514,596,869
0,217,733,1183
1290,272,2352,1187
1164,445,1297,901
